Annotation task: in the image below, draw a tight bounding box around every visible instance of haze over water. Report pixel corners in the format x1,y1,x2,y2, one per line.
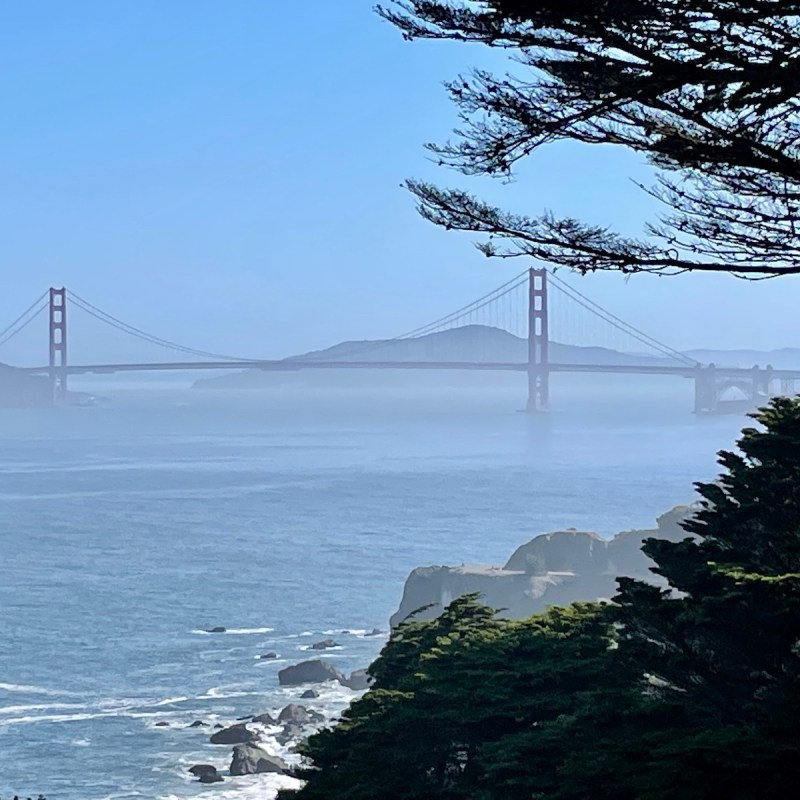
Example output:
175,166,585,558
0,381,746,799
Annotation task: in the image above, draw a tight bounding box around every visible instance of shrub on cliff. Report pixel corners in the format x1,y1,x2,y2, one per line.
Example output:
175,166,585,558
280,398,800,799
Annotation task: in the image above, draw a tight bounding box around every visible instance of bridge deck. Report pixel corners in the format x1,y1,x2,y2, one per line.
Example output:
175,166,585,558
20,360,800,380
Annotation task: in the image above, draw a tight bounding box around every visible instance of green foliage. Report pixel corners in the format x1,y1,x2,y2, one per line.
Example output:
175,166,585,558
614,398,800,727
284,597,632,800
282,397,800,799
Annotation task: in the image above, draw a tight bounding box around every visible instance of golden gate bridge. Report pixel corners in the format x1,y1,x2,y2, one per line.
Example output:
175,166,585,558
1,269,797,413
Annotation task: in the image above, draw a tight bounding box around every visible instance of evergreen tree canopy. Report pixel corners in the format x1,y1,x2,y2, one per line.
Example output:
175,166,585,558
613,396,800,726
282,397,800,799
378,2,800,277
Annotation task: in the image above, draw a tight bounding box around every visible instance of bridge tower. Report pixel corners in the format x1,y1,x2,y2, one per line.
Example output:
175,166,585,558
49,287,68,404
527,268,549,412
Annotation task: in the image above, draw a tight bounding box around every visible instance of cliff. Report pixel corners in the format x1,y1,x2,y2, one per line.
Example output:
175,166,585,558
390,506,692,628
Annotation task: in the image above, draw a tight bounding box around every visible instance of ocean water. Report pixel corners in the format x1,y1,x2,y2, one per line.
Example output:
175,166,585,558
0,380,748,799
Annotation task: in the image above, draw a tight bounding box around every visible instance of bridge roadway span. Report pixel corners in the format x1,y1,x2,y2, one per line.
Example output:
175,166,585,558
22,360,800,380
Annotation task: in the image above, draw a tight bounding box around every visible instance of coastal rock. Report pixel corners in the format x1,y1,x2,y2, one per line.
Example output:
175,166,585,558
278,659,344,686
310,638,339,650
341,669,372,691
251,711,277,725
276,722,305,746
209,723,258,745
258,651,278,660
206,626,226,633
390,507,693,628
154,721,170,727
301,689,319,699
278,704,310,725
188,720,207,728
365,628,383,637
189,764,224,783
230,743,288,776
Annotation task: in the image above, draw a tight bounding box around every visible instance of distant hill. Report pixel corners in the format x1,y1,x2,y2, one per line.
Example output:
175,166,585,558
684,347,800,369
193,325,681,390
294,325,674,367
193,325,800,391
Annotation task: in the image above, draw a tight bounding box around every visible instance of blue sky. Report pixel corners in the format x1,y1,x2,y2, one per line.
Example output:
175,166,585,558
0,0,798,364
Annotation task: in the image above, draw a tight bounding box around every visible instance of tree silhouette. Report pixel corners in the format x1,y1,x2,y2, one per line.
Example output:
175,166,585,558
378,1,800,278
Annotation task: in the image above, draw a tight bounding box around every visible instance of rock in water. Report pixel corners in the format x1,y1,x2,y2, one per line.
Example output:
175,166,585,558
258,651,278,659
188,720,207,728
301,689,319,699
230,744,288,775
310,638,339,650
209,723,258,745
278,704,310,725
251,711,277,725
276,722,305,746
278,659,344,686
341,668,372,691
189,764,224,783
205,626,226,633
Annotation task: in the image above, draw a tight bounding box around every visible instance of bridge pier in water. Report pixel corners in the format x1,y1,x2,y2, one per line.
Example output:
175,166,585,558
526,268,549,412
48,287,68,405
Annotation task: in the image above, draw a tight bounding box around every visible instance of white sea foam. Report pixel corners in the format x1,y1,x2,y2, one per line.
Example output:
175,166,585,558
196,685,263,700
191,627,274,635
0,702,87,715
0,711,100,726
150,695,190,707
224,627,274,635
160,770,303,800
0,681,84,697
322,628,377,637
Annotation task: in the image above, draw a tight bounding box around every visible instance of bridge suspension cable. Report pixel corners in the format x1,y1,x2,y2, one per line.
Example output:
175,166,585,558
0,291,49,349
301,270,529,362
547,271,698,366
394,270,528,340
68,291,249,362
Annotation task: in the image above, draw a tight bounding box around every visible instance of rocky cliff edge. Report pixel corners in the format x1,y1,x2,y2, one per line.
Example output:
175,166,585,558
390,506,692,628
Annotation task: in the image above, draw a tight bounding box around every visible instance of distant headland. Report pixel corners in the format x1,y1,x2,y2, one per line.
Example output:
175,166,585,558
191,325,800,391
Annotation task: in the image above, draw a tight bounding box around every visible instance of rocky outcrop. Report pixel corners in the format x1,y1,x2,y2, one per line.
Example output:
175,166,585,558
276,723,305,746
278,704,311,725
230,744,288,776
341,669,372,691
390,507,692,628
310,639,339,650
209,723,258,745
189,764,224,783
278,659,344,686
251,711,277,725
